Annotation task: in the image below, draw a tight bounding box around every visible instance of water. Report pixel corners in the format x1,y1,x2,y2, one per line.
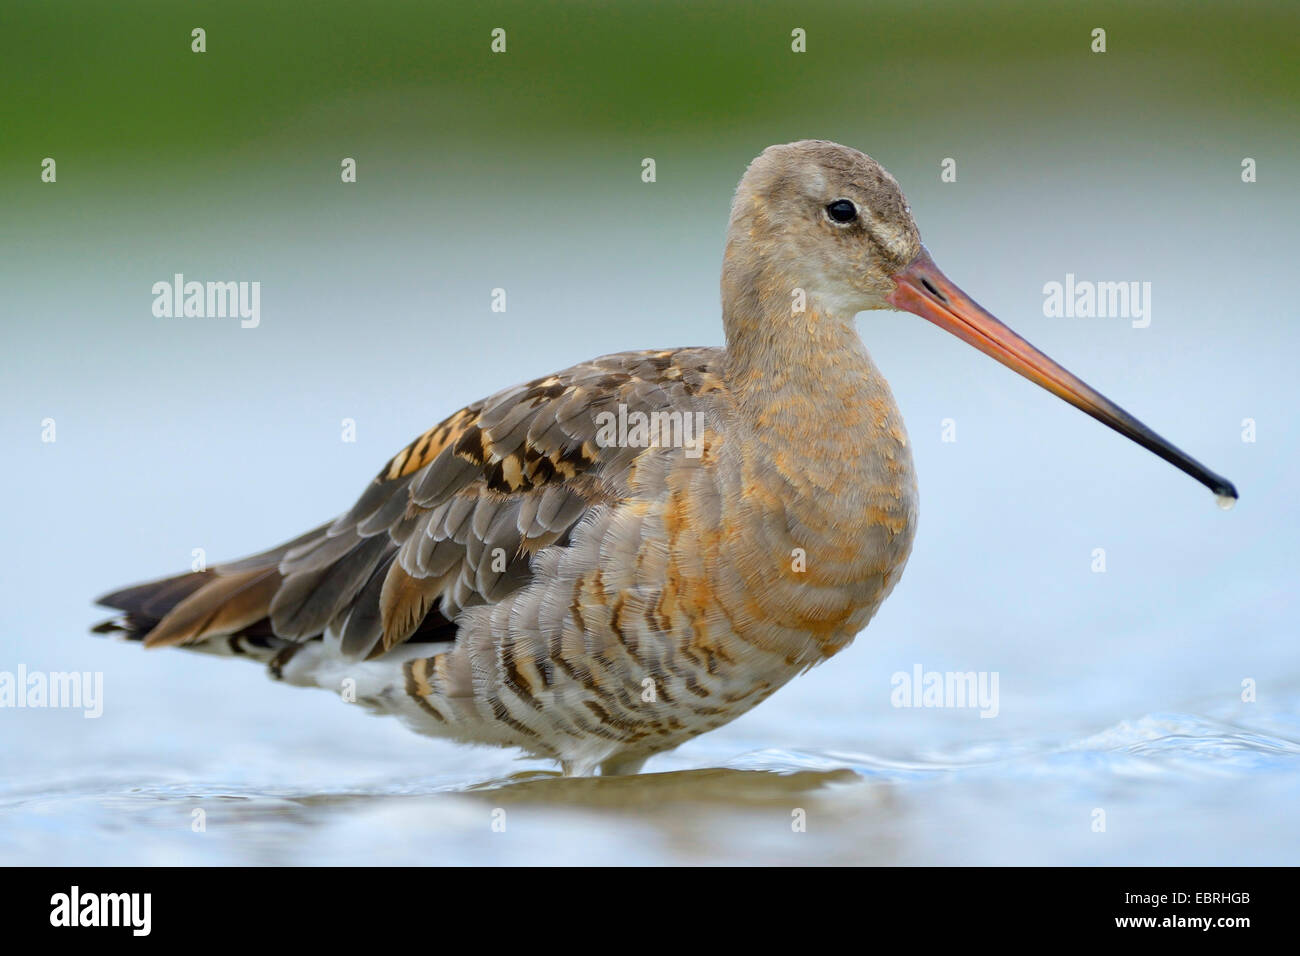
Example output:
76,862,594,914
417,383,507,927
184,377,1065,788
3,697,1297,865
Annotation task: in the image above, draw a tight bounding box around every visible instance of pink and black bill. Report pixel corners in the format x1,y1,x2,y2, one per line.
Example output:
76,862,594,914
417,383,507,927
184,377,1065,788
889,247,1238,502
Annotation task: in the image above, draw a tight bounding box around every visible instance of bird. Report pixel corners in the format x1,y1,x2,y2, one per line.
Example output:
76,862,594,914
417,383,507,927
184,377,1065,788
93,140,1238,776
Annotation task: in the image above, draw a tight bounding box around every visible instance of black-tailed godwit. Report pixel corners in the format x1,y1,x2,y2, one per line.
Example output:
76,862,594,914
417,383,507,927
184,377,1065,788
94,141,1237,775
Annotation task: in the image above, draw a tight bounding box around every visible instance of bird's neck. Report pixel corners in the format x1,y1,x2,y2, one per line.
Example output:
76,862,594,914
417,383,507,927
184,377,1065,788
716,265,919,665
721,267,887,456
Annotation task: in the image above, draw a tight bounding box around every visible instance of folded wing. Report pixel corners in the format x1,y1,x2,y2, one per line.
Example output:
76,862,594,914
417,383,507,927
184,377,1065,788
94,348,725,661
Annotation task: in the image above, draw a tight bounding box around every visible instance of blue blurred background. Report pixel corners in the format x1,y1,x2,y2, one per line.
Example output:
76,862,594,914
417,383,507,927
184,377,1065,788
2,0,1297,864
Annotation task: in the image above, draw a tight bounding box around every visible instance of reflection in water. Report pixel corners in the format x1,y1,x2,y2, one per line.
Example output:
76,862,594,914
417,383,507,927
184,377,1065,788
465,766,860,805
2,708,1297,865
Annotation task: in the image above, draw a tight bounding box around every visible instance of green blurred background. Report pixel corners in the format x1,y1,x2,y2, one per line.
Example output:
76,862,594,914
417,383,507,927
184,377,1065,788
5,0,1299,168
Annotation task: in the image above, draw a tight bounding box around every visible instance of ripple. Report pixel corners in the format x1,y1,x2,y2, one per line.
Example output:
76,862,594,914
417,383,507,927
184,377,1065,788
2,707,1297,865
721,711,1300,784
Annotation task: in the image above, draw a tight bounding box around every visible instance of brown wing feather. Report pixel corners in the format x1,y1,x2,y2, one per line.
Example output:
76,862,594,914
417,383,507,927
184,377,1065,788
370,562,442,655
94,348,726,659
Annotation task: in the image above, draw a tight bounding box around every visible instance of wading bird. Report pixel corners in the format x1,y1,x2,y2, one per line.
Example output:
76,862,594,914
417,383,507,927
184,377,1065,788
94,141,1237,775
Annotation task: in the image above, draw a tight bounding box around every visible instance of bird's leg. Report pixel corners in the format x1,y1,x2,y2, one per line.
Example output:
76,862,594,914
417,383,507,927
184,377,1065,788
599,754,648,776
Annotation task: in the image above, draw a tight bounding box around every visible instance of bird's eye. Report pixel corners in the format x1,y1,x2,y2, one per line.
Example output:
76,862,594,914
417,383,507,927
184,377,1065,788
826,199,858,224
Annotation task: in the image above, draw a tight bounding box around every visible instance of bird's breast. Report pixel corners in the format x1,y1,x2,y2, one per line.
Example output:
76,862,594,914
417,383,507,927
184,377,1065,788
676,382,918,669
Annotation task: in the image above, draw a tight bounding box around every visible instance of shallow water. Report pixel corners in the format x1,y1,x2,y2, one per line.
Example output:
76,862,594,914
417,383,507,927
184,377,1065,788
3,693,1297,865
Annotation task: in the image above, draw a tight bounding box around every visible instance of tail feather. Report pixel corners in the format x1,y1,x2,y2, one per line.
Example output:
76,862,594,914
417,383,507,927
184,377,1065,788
92,517,460,659
141,566,282,647
96,571,215,625
93,525,333,644
93,566,282,647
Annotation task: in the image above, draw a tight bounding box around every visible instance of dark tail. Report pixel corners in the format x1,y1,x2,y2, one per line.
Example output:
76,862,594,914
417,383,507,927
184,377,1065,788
93,566,282,646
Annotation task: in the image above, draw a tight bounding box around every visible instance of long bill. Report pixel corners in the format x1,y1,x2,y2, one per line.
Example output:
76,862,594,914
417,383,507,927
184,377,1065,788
888,247,1238,502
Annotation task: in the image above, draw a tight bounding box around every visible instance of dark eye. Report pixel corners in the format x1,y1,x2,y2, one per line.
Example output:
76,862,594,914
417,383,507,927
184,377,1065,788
826,199,857,224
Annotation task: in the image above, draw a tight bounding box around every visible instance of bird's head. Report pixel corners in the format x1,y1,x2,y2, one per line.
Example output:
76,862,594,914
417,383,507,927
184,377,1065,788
725,139,922,315
722,139,1237,503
